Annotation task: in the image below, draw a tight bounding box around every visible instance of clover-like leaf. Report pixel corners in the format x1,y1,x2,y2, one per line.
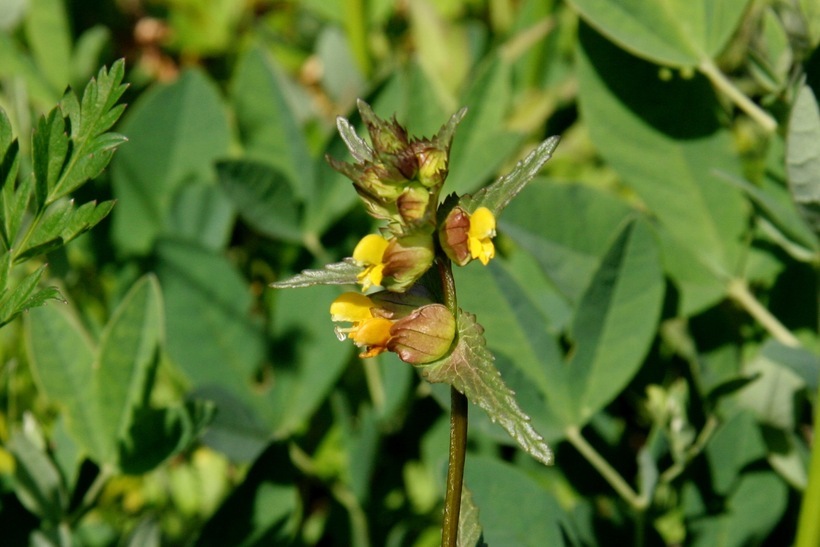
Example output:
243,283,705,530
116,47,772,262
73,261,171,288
417,310,553,466
270,258,362,289
460,135,560,217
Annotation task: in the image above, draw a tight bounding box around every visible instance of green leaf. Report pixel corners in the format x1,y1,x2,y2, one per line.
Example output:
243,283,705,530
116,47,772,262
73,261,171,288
6,173,32,250
458,486,485,547
461,135,560,218
737,342,816,430
94,274,163,464
687,471,788,546
167,183,234,251
31,108,69,209
194,441,300,546
464,456,565,546
500,181,632,304
195,387,269,463
59,199,116,244
23,0,72,92
786,84,820,237
564,218,664,425
704,410,767,495
577,22,747,314
112,68,230,255
27,275,163,467
718,171,819,261
0,108,19,248
230,46,314,199
270,259,362,289
0,264,62,327
216,160,302,243
156,240,270,434
9,429,69,524
417,310,554,466
26,299,104,460
120,400,217,474
446,57,525,197
566,0,752,68
16,198,73,259
266,284,351,438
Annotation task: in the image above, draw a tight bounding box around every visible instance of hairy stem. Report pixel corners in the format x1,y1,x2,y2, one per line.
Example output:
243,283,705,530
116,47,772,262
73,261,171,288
437,256,468,547
565,425,648,511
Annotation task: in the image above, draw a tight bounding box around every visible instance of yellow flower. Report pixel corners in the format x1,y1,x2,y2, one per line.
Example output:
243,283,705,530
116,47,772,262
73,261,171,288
467,207,496,265
353,234,390,291
330,292,394,358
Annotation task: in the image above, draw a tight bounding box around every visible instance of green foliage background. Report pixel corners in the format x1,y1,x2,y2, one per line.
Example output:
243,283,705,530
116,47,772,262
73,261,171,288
1,0,819,545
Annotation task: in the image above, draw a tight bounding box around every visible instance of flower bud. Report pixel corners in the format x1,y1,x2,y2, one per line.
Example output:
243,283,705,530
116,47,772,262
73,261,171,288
381,233,435,292
388,304,456,364
396,184,432,226
358,100,409,155
414,143,449,188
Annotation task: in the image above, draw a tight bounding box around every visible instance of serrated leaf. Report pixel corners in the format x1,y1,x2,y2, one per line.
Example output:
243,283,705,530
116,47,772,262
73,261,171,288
786,85,820,237
32,108,68,209
7,173,32,247
0,251,10,292
18,199,74,258
458,486,485,547
461,136,560,217
49,61,129,202
0,264,62,327
417,310,553,466
60,199,116,244
270,258,362,288
0,109,17,234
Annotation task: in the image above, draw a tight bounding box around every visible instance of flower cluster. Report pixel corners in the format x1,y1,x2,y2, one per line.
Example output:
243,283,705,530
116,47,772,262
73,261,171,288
327,101,498,364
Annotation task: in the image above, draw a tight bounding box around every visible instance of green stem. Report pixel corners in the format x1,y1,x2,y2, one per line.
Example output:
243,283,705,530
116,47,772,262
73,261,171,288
795,269,820,547
698,59,777,133
437,256,467,547
565,425,647,511
727,278,801,347
442,387,468,547
658,414,720,485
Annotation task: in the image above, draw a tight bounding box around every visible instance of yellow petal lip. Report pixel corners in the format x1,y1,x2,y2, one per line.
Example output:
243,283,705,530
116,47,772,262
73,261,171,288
353,234,390,265
353,234,391,290
467,207,496,265
330,293,376,322
350,316,393,348
469,207,496,238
